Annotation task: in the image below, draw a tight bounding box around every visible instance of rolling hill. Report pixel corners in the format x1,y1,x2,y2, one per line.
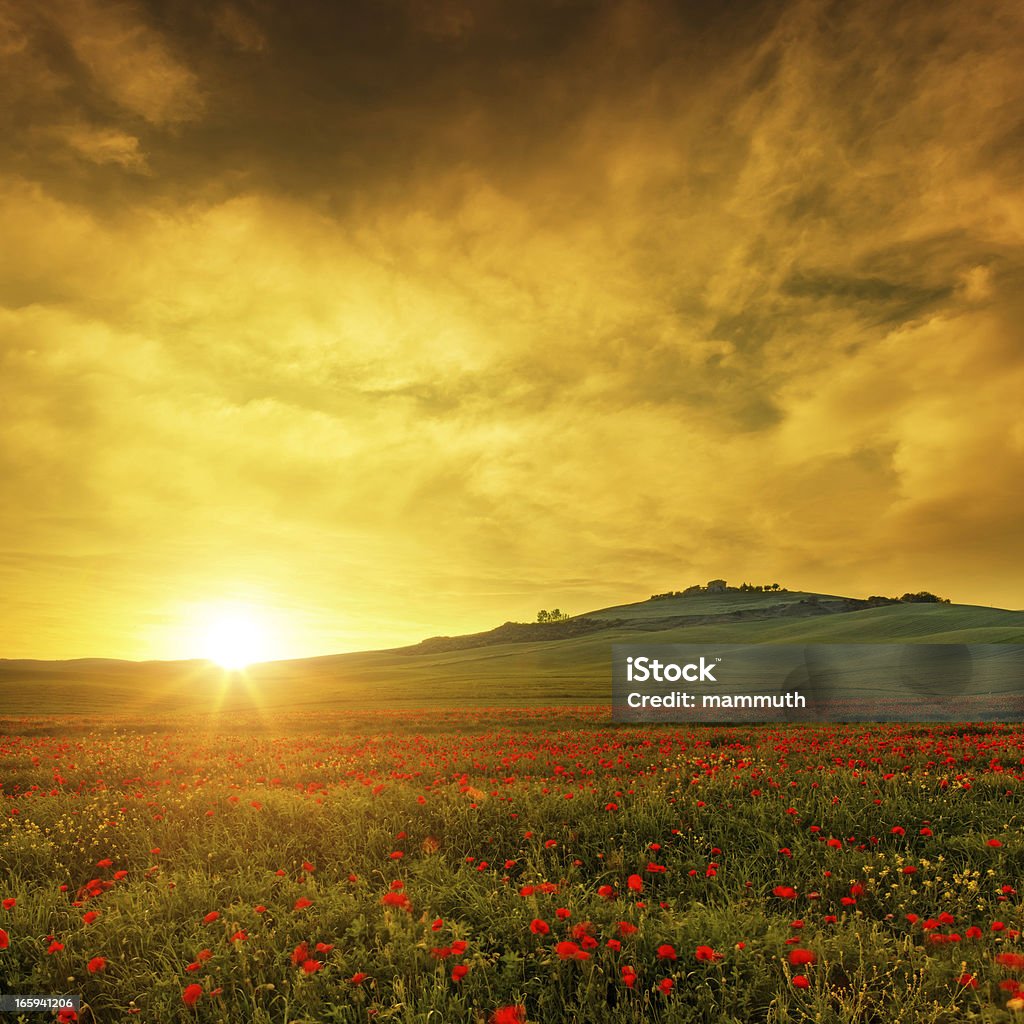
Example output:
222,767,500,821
1,589,1022,718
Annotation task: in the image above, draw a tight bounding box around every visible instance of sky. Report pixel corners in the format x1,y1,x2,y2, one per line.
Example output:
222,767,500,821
1,0,1023,661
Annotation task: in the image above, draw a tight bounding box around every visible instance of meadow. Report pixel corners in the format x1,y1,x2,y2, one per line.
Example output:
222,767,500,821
3,710,1024,1023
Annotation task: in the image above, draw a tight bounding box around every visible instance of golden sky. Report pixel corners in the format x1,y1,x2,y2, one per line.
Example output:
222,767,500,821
2,0,1023,660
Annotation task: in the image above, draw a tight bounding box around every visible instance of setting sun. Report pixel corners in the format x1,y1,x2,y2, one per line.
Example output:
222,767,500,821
194,604,275,670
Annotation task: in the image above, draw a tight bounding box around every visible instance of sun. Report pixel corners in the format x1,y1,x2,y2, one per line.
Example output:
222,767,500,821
197,606,273,670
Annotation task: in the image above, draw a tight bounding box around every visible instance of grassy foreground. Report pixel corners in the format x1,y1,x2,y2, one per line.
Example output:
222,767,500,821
2,710,1024,1023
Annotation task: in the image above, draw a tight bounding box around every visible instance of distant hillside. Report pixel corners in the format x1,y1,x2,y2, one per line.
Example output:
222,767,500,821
1,589,1022,718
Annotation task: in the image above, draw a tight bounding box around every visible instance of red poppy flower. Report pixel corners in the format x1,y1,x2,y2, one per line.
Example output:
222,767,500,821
792,975,810,989
987,839,1004,848
618,921,638,936
996,953,1024,970
2,898,16,910
47,940,64,953
789,949,816,966
957,973,979,989
293,897,313,911
451,964,469,982
773,886,798,899
0,929,8,950
530,919,550,935
349,972,368,984
627,874,643,893
656,943,678,961
301,959,321,974
315,942,333,953
87,956,106,973
490,1007,526,1024
291,942,309,965
182,984,203,1007
598,885,614,899
695,945,723,962
555,940,590,960
82,911,99,925
658,978,674,994
621,965,637,988
203,911,220,924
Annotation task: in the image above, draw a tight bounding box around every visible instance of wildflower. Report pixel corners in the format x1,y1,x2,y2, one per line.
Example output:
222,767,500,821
293,897,313,911
555,940,590,960
657,944,678,960
2,898,16,910
451,964,469,982
530,919,550,935
349,972,368,984
773,886,798,899
0,929,8,949
203,911,220,924
627,874,643,893
621,965,637,988
658,978,674,994
695,945,723,962
87,956,106,973
789,949,816,966
958,973,979,989
381,891,412,911
491,1007,526,1024
301,959,321,974
792,975,810,989
182,984,203,1007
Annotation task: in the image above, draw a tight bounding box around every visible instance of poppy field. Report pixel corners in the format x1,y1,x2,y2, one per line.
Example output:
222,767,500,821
2,709,1024,1023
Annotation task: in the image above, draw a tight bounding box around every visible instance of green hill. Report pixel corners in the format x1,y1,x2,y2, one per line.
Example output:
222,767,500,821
1,590,1021,718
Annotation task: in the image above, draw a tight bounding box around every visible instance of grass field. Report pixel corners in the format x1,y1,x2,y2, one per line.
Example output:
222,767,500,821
3,710,1024,1023
2,593,1022,717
